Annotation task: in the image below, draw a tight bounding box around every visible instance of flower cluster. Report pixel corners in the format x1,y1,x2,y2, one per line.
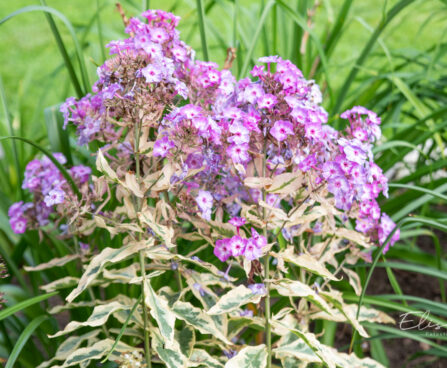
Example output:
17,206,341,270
56,10,399,258
8,153,91,234
214,223,267,262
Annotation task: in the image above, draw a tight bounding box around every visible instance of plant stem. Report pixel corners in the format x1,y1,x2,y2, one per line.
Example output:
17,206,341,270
263,252,272,368
261,141,272,368
139,251,152,368
134,122,152,368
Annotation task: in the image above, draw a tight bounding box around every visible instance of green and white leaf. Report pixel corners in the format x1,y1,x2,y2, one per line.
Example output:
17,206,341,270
50,301,131,338
224,345,267,368
24,254,80,272
172,300,232,345
275,247,339,281
67,239,152,302
152,328,188,368
208,285,263,315
176,325,195,358
271,279,334,315
189,349,225,368
144,279,176,344
139,210,176,248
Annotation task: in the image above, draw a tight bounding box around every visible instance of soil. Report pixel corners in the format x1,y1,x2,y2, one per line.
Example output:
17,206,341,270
335,232,447,368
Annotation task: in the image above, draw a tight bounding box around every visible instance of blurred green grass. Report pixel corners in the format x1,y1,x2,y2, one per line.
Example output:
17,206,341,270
0,0,446,126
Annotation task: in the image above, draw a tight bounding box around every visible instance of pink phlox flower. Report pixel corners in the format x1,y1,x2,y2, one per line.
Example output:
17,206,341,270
243,239,262,261
257,94,278,110
229,235,247,257
227,143,250,164
270,120,294,142
153,136,175,157
251,228,267,248
44,188,65,207
214,238,232,262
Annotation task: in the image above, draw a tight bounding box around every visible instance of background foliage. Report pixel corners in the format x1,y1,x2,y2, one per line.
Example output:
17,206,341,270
0,0,446,367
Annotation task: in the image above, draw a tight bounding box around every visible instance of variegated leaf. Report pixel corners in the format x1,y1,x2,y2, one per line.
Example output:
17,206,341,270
41,276,79,292
176,325,195,358
244,176,273,189
37,330,100,368
50,301,131,338
310,303,395,324
271,279,333,315
51,339,138,367
24,254,79,272
172,300,231,345
224,345,267,368
276,247,339,281
138,210,175,248
66,240,152,302
96,149,119,181
189,349,225,368
208,285,263,315
320,289,369,337
267,172,302,194
144,280,176,344
152,328,188,368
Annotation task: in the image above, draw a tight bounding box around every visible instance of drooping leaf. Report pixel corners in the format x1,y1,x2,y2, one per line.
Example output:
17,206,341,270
66,240,152,302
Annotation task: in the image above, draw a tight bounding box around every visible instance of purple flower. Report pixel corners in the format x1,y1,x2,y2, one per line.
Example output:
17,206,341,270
142,64,162,84
229,236,247,257
257,94,278,110
185,153,203,169
196,190,213,213
214,238,232,262
243,239,262,261
270,120,294,142
322,162,342,180
44,188,65,207
328,176,349,195
228,216,246,228
153,136,175,157
248,283,267,295
251,228,267,248
227,144,250,164
10,216,27,234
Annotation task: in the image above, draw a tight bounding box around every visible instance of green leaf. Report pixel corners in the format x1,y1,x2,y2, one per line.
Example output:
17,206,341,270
44,104,72,165
224,344,267,368
195,0,209,61
0,292,57,322
6,315,48,368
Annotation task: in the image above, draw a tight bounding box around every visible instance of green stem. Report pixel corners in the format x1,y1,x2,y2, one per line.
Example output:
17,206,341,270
139,251,152,368
261,141,272,368
134,122,152,368
264,253,272,368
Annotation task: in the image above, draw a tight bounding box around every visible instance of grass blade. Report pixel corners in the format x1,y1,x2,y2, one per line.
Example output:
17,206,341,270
0,292,57,322
331,0,417,114
196,0,209,61
44,105,72,166
0,75,22,199
240,0,275,78
5,315,49,368
101,294,142,363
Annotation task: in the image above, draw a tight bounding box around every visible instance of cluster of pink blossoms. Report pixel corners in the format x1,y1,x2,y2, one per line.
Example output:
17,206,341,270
44,9,399,255
8,153,90,234
214,217,267,262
